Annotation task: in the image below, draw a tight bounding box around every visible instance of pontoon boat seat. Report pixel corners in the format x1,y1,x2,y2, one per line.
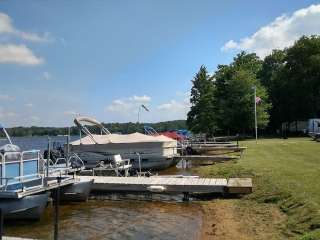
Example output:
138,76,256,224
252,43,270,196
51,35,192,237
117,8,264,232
112,154,131,177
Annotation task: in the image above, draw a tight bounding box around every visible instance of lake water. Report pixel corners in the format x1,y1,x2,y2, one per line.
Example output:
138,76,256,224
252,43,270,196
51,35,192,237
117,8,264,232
2,136,203,240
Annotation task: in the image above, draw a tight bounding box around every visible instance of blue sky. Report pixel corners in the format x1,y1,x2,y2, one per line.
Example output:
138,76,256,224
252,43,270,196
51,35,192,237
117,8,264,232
0,0,319,127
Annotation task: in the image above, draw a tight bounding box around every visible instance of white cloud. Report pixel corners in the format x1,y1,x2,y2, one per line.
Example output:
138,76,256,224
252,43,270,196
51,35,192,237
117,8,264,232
131,95,151,103
157,100,189,111
0,107,17,119
0,94,14,101
221,4,320,58
157,97,190,120
106,95,151,114
17,31,51,43
29,116,40,122
64,110,78,116
0,44,43,65
0,12,51,43
0,12,47,66
221,40,238,51
24,103,33,108
0,13,14,33
42,71,51,80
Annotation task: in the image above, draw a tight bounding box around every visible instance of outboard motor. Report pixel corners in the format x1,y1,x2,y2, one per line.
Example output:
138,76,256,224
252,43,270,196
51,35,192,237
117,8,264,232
43,142,64,163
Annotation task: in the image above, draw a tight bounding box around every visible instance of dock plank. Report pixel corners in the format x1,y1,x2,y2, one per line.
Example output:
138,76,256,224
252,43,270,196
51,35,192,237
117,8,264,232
204,178,211,185
79,176,252,195
227,178,252,194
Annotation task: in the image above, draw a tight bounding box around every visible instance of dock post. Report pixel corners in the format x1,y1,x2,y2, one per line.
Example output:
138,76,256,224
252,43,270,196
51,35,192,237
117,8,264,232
54,177,61,240
236,134,239,146
183,192,190,202
46,137,51,179
0,208,3,240
66,127,70,168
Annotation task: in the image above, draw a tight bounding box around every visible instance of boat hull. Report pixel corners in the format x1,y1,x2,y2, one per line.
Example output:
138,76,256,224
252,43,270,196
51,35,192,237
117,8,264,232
75,152,179,170
60,179,93,202
0,193,49,220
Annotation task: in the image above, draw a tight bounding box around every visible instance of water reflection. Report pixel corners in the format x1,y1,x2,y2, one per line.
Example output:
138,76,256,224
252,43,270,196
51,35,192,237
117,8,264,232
2,136,203,240
5,200,202,240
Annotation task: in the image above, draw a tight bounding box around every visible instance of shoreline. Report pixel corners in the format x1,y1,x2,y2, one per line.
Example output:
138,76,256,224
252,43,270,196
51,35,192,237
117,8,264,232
199,199,287,240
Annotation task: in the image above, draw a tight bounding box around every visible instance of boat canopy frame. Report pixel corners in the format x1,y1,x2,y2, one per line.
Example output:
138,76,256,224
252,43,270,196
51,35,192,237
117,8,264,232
74,117,111,144
0,123,13,144
144,126,159,136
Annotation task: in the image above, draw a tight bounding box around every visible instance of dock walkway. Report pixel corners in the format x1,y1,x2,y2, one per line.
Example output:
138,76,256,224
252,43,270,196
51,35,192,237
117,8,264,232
79,176,252,194
0,177,75,199
174,155,238,162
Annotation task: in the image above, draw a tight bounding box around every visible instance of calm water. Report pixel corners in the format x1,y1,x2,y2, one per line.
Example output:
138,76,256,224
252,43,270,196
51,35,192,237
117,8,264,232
0,135,78,152
2,136,203,240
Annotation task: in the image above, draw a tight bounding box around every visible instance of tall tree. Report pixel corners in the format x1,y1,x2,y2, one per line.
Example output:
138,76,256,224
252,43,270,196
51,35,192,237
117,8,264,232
259,49,287,130
260,35,320,131
284,35,320,120
187,65,216,136
214,52,270,134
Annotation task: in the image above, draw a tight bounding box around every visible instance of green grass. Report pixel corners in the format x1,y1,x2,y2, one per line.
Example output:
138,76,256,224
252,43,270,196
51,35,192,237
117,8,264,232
195,138,320,239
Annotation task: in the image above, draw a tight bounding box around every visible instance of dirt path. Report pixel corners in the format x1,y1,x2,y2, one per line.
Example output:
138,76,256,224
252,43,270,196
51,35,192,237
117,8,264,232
200,199,287,240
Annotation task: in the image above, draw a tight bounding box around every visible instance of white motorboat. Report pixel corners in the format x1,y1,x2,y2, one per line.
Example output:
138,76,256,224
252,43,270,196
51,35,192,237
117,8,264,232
68,117,179,170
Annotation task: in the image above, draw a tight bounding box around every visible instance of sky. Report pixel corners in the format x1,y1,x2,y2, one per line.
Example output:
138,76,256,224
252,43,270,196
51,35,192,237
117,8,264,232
0,0,319,127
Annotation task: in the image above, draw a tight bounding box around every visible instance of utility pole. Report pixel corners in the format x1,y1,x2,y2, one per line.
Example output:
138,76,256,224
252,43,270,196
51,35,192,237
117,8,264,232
46,137,51,178
137,105,141,123
253,86,258,143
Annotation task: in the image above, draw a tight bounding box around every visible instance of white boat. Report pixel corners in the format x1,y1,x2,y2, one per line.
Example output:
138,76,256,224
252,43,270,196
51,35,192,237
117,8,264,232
68,117,179,170
0,123,49,220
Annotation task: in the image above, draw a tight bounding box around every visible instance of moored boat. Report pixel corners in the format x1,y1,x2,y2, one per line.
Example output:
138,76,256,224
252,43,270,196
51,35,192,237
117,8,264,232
0,193,49,220
68,117,179,170
60,179,93,202
0,123,49,220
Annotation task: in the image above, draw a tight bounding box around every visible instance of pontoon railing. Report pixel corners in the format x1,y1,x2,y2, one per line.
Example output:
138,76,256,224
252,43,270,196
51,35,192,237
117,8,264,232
0,150,40,186
0,173,44,191
40,152,85,177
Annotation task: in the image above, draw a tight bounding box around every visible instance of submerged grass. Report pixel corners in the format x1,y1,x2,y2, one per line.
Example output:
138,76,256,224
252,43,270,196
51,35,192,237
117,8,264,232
194,138,320,239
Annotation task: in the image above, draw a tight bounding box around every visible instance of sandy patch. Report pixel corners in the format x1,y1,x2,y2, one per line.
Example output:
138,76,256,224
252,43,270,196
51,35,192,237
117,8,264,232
200,199,287,240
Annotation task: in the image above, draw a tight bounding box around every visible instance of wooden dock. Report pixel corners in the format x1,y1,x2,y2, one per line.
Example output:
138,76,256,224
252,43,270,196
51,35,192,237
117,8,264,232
190,146,247,152
3,237,36,240
174,155,239,162
79,176,252,195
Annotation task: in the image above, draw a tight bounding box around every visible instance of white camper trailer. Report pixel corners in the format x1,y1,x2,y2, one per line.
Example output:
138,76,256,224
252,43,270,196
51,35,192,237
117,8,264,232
307,119,320,139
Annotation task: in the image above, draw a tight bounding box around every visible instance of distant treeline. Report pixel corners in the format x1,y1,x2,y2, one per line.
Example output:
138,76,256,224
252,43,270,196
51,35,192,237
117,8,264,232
0,120,187,137
187,35,320,136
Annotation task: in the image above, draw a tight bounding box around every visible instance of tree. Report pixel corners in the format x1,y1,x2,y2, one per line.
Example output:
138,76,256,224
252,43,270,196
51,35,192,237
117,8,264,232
187,65,216,136
214,52,270,134
260,35,320,132
284,35,320,120
259,49,287,130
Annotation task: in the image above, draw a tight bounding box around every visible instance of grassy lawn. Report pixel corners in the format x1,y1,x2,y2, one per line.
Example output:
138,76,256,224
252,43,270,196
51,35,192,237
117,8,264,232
196,137,320,239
